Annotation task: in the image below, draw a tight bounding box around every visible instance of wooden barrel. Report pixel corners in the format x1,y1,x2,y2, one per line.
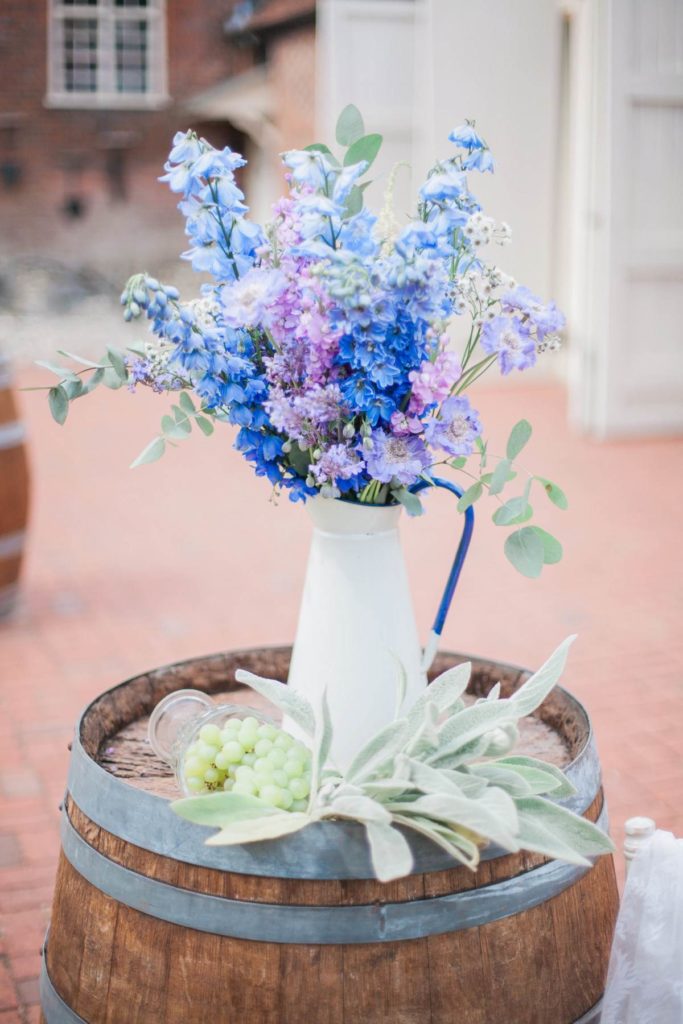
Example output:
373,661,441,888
41,648,618,1024
0,355,29,616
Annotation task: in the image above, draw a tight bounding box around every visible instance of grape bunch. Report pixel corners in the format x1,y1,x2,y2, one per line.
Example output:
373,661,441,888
182,715,312,812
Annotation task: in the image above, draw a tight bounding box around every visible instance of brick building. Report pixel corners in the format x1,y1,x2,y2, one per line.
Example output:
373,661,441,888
0,0,315,300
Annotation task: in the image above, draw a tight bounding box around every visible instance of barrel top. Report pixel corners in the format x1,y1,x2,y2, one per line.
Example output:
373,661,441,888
67,646,600,880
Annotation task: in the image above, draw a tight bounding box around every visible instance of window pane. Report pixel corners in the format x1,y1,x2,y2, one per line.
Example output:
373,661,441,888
115,19,147,93
63,18,98,92
114,0,149,7
62,1,99,6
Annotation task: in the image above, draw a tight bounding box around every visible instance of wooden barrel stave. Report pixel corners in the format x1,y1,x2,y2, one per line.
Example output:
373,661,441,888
42,648,619,1024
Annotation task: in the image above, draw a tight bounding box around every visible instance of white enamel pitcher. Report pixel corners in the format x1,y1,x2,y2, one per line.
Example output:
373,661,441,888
287,478,474,769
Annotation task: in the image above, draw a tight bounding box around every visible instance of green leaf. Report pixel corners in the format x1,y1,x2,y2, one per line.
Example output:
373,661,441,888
179,391,195,414
475,435,488,469
364,822,414,882
389,788,519,850
57,349,106,369
36,360,79,382
311,689,333,794
48,385,69,425
102,366,125,390
106,346,128,381
304,142,341,167
391,486,424,517
504,526,545,578
492,497,533,526
343,185,364,219
343,133,383,170
449,456,467,469
496,756,576,798
515,797,614,863
196,415,214,436
234,669,316,737
506,419,532,459
407,661,471,727
335,104,364,146
457,481,482,512
535,477,568,510
82,367,105,394
530,526,563,564
286,445,312,477
206,813,311,846
323,793,392,825
346,717,412,783
509,635,575,717
172,791,280,827
488,457,513,496
62,378,84,400
130,436,165,468
171,406,192,435
161,414,189,440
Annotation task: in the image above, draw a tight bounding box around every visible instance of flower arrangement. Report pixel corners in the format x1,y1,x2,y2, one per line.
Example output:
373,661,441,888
39,105,567,578
172,637,614,881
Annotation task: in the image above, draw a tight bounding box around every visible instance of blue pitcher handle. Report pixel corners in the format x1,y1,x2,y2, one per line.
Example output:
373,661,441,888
410,477,474,674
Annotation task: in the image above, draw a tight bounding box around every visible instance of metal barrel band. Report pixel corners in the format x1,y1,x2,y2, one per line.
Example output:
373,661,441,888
41,935,87,1024
60,803,607,946
67,684,600,880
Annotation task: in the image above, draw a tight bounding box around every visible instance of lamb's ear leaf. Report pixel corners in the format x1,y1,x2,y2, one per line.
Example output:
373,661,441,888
407,661,471,728
509,636,575,716
345,717,411,783
496,756,576,798
171,792,280,827
364,821,414,882
205,813,311,846
515,797,615,861
234,669,316,737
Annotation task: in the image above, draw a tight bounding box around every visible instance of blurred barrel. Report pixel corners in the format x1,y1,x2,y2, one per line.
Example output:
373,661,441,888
0,355,29,615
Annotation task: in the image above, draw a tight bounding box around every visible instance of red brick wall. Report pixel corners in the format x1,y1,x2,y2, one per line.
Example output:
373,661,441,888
0,1,255,277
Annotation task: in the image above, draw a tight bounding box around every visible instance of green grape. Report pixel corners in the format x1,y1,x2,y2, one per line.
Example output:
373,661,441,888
284,759,304,779
260,784,283,807
199,723,222,745
279,789,294,810
254,738,273,757
222,740,245,763
204,767,221,784
271,769,289,788
242,752,257,767
253,757,273,778
186,776,205,792
238,727,257,752
266,747,286,769
184,755,208,777
232,780,258,797
274,733,293,751
257,723,278,741
287,744,308,765
223,777,234,790
214,750,230,770
241,716,260,732
291,798,308,812
289,777,310,801
235,765,255,784
197,742,219,761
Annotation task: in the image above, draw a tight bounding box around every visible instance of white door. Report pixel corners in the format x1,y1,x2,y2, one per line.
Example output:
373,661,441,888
568,0,683,437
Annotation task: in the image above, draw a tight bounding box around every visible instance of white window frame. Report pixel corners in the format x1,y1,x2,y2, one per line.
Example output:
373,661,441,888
45,0,169,110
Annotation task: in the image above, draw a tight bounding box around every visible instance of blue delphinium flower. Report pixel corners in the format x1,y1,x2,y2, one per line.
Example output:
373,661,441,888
221,268,287,329
481,316,537,375
364,429,431,486
449,122,486,150
424,395,481,456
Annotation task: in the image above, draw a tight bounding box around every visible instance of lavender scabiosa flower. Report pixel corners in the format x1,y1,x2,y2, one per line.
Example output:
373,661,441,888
424,396,481,457
501,286,566,340
481,316,537,375
365,430,431,486
311,444,364,497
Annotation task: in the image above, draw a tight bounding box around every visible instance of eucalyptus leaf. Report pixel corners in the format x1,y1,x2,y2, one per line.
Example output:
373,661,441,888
82,367,105,394
488,457,513,496
530,526,563,565
304,143,340,168
457,481,482,512
449,456,467,469
63,378,84,400
535,476,568,510
162,414,191,441
179,391,195,414
343,185,364,218
364,821,414,882
492,496,532,526
36,360,79,382
234,669,316,737
130,436,166,468
335,104,364,146
391,486,424,517
171,406,192,434
506,419,532,459
504,527,544,577
57,350,107,369
102,367,125,390
48,385,69,425
196,415,214,436
343,133,382,170
106,346,127,381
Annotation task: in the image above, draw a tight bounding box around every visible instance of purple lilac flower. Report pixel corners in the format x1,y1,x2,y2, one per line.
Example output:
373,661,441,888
364,429,431,486
501,286,566,340
480,316,537,375
310,444,363,486
424,396,481,456
408,349,461,414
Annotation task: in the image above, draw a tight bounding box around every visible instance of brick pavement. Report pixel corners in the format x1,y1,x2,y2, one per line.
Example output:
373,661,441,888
1,370,682,1021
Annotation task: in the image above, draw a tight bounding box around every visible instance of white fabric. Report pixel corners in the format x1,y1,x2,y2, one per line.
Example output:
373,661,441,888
602,830,683,1023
